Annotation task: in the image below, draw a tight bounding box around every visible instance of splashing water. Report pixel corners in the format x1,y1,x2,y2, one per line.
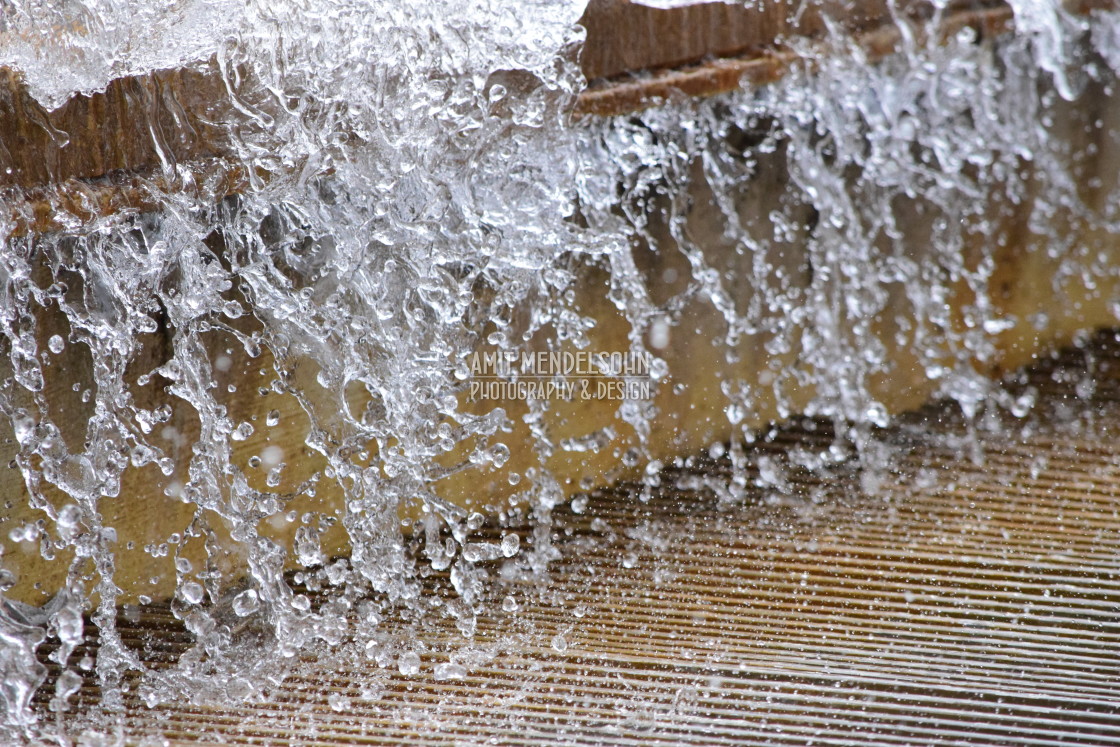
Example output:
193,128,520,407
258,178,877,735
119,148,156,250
0,0,1119,739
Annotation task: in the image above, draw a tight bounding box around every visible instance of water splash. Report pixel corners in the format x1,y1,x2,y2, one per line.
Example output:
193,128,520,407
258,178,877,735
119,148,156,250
0,0,1118,740
577,6,1120,452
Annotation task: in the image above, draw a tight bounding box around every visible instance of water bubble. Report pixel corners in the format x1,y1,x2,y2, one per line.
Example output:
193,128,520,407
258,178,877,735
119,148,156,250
295,527,324,567
983,317,1016,334
649,318,671,350
179,582,204,605
12,412,36,446
489,443,510,467
326,560,349,585
57,505,81,529
266,466,284,488
460,542,497,562
50,670,82,713
230,589,259,618
231,422,255,441
47,335,65,354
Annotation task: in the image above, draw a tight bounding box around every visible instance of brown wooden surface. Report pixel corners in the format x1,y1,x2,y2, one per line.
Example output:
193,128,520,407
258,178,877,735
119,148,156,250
575,4,1018,116
0,0,1019,203
576,0,970,81
0,0,1097,231
0,63,233,192
0,0,1102,232
577,0,829,80
29,333,1120,745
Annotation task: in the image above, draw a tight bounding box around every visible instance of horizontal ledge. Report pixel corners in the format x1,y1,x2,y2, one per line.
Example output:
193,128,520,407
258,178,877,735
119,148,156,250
0,0,1109,233
1,158,249,238
574,3,1020,117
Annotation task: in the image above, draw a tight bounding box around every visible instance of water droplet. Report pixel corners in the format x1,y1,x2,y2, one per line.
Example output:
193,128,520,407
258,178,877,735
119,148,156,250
179,582,204,605
398,651,421,676
232,589,260,617
433,663,466,681
231,422,254,441
261,445,284,467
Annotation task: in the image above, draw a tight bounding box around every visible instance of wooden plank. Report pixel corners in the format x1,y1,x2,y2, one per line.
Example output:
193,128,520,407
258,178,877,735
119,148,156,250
28,332,1120,744
0,0,1026,201
575,4,1019,116
577,0,826,81
576,0,980,82
0,63,234,193
0,0,1099,230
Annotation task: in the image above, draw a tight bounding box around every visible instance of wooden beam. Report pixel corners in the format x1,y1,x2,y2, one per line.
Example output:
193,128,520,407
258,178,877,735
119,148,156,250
575,3,1019,116
0,1,1045,206
0,0,1014,236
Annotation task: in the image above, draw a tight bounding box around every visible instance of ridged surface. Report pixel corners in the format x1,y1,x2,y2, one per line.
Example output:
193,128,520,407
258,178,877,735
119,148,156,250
35,332,1120,744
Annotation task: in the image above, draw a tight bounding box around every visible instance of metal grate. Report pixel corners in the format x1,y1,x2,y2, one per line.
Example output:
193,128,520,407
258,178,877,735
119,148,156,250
34,332,1120,745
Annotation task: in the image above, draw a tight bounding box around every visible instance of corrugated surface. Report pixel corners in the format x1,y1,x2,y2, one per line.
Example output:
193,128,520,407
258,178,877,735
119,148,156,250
36,332,1120,744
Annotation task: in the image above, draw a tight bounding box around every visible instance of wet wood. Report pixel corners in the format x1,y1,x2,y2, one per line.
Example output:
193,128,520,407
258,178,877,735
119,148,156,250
30,333,1120,745
576,4,1019,116
576,0,847,81
0,63,234,193
0,0,1050,203
0,0,1103,233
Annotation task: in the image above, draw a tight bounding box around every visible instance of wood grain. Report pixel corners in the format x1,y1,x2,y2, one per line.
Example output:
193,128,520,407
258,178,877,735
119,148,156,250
29,332,1120,745
0,63,234,192
0,0,1042,200
575,4,1019,116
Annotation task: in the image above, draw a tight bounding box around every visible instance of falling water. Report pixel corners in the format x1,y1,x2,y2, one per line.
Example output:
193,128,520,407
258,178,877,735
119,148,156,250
0,0,1118,740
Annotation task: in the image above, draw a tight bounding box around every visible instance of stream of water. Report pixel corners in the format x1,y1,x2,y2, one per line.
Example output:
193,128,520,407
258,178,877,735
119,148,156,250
0,0,1118,741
